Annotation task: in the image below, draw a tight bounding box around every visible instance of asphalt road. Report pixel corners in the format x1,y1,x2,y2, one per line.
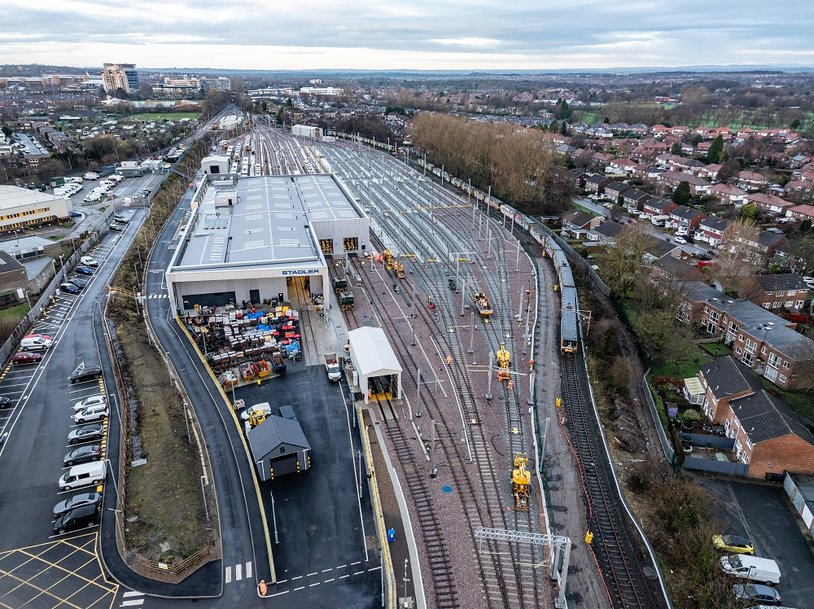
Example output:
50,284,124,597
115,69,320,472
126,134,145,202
699,477,814,608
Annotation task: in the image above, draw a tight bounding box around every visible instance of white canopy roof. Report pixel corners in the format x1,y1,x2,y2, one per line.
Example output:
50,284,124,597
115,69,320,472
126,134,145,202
348,326,402,377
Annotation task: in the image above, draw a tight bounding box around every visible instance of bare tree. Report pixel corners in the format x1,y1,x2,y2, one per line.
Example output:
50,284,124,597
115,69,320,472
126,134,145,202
714,218,763,292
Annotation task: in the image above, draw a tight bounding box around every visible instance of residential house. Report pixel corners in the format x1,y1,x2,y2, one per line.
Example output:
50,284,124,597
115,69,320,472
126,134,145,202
746,193,795,216
643,239,683,263
786,204,814,222
710,184,748,206
604,181,629,204
651,256,707,282
737,170,769,192
659,171,712,196
667,205,706,235
642,197,677,217
606,158,638,176
695,357,814,478
563,210,602,239
698,163,721,180
568,169,587,190
739,274,810,311
784,180,814,200
584,173,611,194
692,297,814,389
620,188,650,212
591,220,624,245
695,216,732,246
727,228,786,264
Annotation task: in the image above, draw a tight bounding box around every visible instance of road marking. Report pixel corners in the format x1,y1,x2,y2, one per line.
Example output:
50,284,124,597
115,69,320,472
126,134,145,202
324,578,335,583
291,575,302,580
235,563,242,581
245,561,252,579
121,600,144,606
293,586,305,591
339,574,350,579
309,582,320,587
306,571,317,577
224,566,231,583
122,591,143,597
350,561,362,566
354,570,364,576
321,567,332,573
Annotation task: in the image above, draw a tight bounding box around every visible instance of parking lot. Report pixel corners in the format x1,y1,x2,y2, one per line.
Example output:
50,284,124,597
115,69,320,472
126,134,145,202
699,476,814,608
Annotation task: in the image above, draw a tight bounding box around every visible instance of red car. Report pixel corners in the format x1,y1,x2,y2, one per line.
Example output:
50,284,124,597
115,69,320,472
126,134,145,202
11,351,43,364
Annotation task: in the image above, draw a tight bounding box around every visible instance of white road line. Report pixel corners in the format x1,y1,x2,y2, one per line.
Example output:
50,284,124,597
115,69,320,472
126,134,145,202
368,566,382,572
350,561,362,566
245,561,252,579
122,591,143,597
235,563,242,581
353,570,364,576
306,571,317,577
293,586,305,591
120,600,144,607
324,578,335,583
339,574,350,579
321,568,333,573
225,565,232,583
268,590,289,597
309,582,320,587
336,564,347,569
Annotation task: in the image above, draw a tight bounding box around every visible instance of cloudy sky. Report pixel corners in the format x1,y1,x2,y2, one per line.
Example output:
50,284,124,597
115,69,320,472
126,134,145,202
1,0,813,71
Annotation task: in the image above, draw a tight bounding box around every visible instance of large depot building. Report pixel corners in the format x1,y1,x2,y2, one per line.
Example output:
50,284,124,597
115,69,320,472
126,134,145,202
165,172,369,313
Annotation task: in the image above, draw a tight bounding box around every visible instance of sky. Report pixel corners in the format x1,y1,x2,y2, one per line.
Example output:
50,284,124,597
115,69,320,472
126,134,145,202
1,0,813,71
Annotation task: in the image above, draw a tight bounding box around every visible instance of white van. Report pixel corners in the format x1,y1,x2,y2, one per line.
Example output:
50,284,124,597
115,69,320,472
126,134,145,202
58,461,106,491
720,555,781,584
21,336,52,351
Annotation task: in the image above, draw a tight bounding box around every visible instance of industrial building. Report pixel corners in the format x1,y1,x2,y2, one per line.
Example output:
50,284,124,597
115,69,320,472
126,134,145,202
0,185,72,232
248,414,311,481
291,124,323,139
347,326,402,404
165,172,369,313
101,63,139,94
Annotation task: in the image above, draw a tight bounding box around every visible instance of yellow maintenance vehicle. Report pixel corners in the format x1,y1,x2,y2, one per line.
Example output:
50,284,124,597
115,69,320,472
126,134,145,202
247,409,268,429
512,454,531,511
473,291,493,318
383,248,396,272
496,343,511,382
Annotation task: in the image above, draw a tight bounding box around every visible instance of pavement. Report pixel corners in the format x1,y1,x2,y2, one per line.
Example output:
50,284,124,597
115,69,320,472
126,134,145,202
697,476,814,609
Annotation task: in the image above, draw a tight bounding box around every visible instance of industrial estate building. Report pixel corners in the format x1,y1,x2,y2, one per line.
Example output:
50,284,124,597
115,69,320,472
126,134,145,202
165,172,369,312
101,63,139,94
291,125,323,139
0,185,72,232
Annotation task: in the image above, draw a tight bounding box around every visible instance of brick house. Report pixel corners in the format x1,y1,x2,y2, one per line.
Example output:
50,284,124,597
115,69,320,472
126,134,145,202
693,298,814,390
695,216,732,246
737,170,769,192
604,181,629,203
659,171,712,195
642,197,676,217
745,193,795,216
584,173,612,194
620,188,650,212
726,229,786,266
651,256,707,282
786,204,814,222
710,184,748,206
667,205,706,235
739,274,809,311
695,357,814,478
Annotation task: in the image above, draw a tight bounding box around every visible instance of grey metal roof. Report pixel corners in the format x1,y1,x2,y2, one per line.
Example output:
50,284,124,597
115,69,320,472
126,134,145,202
248,414,310,460
731,390,814,444
700,356,763,400
177,174,358,269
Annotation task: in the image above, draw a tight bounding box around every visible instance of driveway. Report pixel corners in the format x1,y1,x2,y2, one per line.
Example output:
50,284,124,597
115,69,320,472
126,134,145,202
698,476,814,608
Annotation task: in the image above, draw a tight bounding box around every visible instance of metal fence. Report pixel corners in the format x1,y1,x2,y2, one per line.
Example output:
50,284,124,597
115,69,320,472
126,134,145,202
641,371,676,462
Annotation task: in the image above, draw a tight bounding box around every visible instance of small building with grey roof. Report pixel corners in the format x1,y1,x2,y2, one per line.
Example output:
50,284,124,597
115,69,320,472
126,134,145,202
248,414,311,480
165,173,369,312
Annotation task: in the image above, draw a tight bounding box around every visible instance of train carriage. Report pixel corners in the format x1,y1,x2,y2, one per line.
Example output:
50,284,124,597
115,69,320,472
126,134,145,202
560,286,579,353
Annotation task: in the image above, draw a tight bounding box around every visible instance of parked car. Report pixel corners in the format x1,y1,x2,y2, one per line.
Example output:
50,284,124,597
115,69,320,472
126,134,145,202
70,365,102,384
673,236,687,245
73,395,107,412
713,534,754,555
803,276,814,289
108,223,124,232
80,256,98,267
112,215,130,224
60,282,81,295
11,351,43,364
72,404,108,424
74,266,94,276
69,211,83,218
0,396,15,409
52,492,102,518
20,335,52,351
68,276,89,289
52,503,100,534
67,423,104,444
63,444,101,466
732,583,782,606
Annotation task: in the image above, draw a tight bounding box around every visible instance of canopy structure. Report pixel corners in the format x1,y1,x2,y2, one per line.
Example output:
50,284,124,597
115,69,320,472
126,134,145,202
347,326,402,403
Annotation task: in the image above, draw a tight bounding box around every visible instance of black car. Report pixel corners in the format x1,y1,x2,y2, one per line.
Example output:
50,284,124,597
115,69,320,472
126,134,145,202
67,423,104,444
60,282,81,295
0,396,13,409
70,365,102,384
52,503,99,534
75,266,94,275
109,223,124,232
53,492,102,518
68,276,89,289
63,444,101,466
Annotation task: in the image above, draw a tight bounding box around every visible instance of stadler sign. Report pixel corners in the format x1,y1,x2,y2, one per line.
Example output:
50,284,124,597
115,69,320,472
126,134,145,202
281,269,320,276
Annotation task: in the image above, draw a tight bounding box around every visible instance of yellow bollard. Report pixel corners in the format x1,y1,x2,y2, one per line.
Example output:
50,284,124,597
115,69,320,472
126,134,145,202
585,530,593,545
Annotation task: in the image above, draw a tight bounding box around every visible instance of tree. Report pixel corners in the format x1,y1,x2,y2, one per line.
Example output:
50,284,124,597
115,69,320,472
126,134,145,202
740,202,758,221
673,181,691,205
595,224,654,297
707,134,724,164
714,219,763,291
716,158,742,183
671,141,682,155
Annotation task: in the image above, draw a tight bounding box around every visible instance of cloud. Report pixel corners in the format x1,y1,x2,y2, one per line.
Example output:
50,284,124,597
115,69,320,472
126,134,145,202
0,0,811,69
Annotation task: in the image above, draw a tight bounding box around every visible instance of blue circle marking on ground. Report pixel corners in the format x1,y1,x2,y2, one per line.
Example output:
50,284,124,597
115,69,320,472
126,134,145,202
442,485,452,494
